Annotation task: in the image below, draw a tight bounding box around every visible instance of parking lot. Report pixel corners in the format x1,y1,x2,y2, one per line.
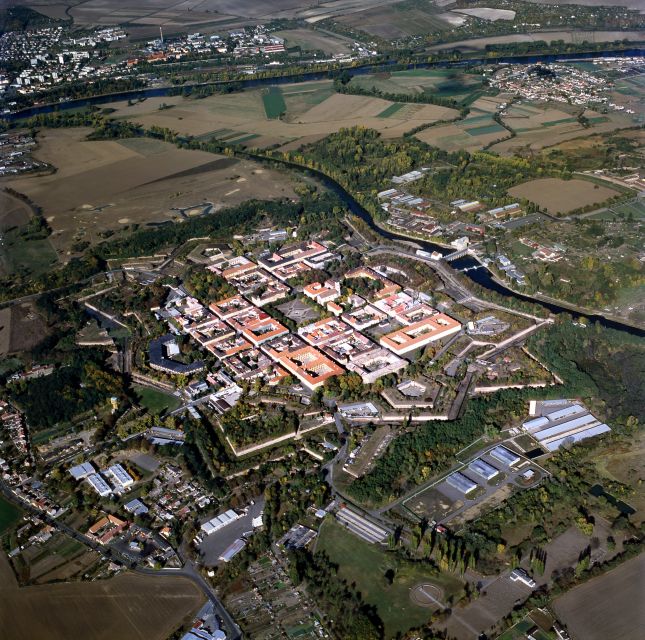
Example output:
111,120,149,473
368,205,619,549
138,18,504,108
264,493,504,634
198,498,264,567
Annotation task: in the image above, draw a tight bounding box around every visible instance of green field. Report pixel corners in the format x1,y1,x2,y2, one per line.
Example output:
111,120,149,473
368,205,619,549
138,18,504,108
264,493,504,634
377,103,406,118
263,86,287,119
0,227,58,278
465,123,506,136
0,497,22,536
349,68,486,105
316,518,463,637
133,385,181,414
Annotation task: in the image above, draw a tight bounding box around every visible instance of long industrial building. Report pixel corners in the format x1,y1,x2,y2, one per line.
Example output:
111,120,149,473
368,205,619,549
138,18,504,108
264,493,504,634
446,471,478,495
523,401,611,452
469,458,499,480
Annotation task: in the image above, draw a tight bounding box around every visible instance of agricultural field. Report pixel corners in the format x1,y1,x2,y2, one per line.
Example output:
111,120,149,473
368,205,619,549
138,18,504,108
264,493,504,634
10,533,101,585
507,178,620,214
427,30,645,52
553,553,644,640
103,86,459,151
0,302,50,358
274,28,352,54
316,518,463,637
333,2,452,39
0,553,205,640
415,95,510,152
491,102,636,155
348,68,489,106
3,127,297,258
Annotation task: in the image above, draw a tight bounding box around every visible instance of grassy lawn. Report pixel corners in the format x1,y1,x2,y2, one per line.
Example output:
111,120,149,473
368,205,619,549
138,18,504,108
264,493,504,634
133,384,181,414
316,518,463,637
0,227,58,277
263,86,287,119
0,496,22,537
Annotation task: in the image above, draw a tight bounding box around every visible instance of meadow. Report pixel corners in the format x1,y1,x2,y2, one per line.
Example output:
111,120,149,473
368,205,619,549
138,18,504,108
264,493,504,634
316,518,463,637
0,497,22,537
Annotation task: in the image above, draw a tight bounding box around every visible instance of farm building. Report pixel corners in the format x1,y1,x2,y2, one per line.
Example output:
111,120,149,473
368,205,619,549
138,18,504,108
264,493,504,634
490,445,521,467
200,509,241,536
446,471,478,495
522,401,611,452
468,458,499,480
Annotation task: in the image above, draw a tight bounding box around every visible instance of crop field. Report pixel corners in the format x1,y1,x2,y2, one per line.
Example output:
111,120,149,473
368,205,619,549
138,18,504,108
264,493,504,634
428,30,645,52
349,68,487,105
553,553,644,640
0,553,205,640
262,87,287,119
334,3,451,38
3,127,296,258
104,86,459,151
415,97,511,152
316,518,463,637
274,28,351,54
508,178,620,214
491,102,635,154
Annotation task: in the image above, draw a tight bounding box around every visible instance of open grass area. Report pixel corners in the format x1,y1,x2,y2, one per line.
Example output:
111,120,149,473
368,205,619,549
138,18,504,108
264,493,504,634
316,518,463,637
0,497,22,537
133,385,181,414
0,226,58,278
263,86,287,119
349,68,486,106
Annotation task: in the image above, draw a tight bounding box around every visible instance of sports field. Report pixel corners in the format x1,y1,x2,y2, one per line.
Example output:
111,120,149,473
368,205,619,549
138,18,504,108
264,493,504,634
508,178,620,214
316,518,463,637
134,385,181,414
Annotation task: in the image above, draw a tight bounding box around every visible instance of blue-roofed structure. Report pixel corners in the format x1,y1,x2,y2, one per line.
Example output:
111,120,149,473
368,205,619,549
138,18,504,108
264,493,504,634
544,423,611,452
469,458,499,480
490,446,521,467
544,404,584,422
446,471,478,494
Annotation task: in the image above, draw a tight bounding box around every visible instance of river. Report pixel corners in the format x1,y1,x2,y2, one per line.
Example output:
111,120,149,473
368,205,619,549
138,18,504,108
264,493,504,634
260,156,645,338
4,47,644,122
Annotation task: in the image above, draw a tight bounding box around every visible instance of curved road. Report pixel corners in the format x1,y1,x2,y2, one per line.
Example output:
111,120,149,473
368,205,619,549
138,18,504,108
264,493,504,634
0,479,241,640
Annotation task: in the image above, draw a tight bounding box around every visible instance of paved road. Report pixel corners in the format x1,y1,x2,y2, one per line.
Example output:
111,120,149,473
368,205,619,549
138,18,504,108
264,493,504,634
0,478,242,640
